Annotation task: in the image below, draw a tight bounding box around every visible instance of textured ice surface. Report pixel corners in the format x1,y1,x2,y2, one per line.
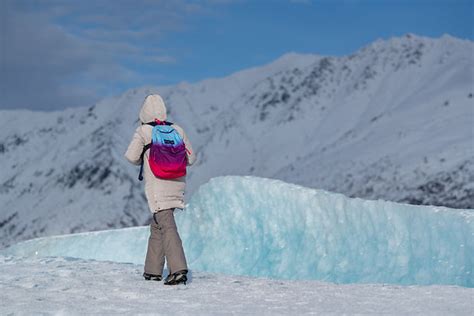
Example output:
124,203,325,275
180,177,473,287
1,256,473,315
3,176,473,287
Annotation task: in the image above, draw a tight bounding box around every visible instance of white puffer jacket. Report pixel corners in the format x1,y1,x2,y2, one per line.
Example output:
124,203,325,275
125,94,196,213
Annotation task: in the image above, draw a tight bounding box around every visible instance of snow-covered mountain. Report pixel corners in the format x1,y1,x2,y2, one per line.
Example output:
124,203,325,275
1,34,473,247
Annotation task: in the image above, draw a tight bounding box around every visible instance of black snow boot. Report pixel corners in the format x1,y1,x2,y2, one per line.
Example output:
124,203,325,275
143,272,162,281
164,270,188,285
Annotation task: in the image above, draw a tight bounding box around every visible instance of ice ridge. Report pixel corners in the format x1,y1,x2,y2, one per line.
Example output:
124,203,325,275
2,176,473,287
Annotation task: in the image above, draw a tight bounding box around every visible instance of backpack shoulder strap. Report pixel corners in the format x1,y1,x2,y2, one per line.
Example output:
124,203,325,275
138,143,151,181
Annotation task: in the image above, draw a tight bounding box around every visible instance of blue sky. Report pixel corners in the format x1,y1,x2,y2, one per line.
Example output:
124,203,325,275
1,0,473,110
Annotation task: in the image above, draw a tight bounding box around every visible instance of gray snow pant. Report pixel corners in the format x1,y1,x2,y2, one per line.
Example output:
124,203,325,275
144,208,188,276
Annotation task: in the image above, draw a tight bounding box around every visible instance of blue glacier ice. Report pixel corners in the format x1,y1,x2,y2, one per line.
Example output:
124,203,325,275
2,176,473,287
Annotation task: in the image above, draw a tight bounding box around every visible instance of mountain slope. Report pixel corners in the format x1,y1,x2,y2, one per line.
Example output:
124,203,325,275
0,34,473,247
189,34,474,207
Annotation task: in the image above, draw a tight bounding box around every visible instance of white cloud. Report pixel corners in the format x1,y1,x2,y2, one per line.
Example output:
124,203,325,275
0,0,227,110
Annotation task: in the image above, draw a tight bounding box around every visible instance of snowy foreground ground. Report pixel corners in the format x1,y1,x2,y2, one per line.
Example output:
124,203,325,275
1,255,473,315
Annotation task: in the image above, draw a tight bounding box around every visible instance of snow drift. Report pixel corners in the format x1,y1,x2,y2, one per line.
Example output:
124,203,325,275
3,176,473,287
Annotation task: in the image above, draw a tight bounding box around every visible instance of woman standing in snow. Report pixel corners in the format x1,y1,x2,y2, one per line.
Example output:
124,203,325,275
125,94,196,285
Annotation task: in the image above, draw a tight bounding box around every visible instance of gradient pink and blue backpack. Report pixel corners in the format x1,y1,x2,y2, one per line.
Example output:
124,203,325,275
138,120,188,180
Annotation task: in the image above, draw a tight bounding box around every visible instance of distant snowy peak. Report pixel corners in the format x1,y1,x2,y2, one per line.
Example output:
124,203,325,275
235,34,472,126
109,33,470,98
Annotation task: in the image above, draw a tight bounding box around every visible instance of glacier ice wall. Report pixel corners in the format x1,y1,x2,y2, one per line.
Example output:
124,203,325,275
179,177,473,287
3,176,473,287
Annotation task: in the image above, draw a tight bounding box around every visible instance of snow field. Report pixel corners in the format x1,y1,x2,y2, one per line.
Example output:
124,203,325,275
0,256,472,315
